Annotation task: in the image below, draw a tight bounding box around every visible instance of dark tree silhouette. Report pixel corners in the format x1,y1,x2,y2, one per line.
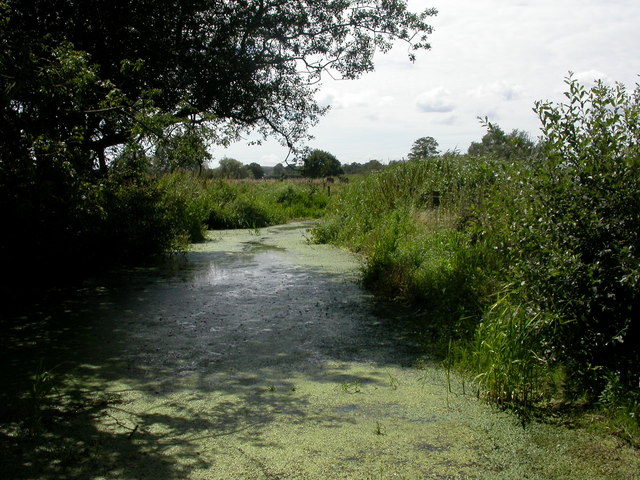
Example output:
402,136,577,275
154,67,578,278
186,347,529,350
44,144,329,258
302,150,343,178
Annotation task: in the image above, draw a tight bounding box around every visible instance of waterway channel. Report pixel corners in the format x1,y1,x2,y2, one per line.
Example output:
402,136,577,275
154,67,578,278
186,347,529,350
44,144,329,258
1,223,637,479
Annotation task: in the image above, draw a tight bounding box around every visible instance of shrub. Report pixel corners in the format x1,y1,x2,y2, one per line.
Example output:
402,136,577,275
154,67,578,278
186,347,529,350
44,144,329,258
205,180,329,229
485,76,640,407
157,172,213,242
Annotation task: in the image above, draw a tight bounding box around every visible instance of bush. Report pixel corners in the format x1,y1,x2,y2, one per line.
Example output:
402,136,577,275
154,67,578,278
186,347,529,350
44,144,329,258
206,180,330,229
157,172,213,243
507,76,640,401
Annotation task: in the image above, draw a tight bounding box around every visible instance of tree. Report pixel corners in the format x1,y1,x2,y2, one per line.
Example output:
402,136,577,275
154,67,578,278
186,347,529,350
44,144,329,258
408,136,440,160
467,118,537,160
152,128,213,174
247,162,264,180
301,150,343,178
272,163,286,178
217,158,248,179
2,0,436,171
364,160,384,172
0,0,436,276
342,160,383,174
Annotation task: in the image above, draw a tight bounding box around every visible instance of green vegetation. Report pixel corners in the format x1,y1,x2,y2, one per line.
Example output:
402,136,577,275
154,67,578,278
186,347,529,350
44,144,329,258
301,149,344,178
314,75,640,436
342,159,384,175
408,136,440,160
205,179,331,229
2,0,638,461
1,0,433,283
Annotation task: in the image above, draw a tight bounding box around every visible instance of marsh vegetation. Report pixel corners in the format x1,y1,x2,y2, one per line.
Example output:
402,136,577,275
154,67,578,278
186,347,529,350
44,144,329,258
314,76,640,439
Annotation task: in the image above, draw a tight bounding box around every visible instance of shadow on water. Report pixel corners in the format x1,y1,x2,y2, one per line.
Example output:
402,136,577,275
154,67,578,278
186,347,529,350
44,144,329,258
0,226,428,479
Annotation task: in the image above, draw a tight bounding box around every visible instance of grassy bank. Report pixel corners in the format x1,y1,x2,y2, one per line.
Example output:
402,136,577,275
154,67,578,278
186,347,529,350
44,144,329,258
313,155,504,343
313,77,640,439
203,178,333,230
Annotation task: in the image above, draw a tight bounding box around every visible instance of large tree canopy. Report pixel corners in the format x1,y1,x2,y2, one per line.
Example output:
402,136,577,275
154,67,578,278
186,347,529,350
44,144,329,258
407,136,439,160
301,149,343,178
467,118,538,160
0,0,435,280
1,0,436,171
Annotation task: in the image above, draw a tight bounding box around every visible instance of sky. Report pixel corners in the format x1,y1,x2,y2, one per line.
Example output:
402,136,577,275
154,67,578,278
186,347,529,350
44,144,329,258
218,0,640,167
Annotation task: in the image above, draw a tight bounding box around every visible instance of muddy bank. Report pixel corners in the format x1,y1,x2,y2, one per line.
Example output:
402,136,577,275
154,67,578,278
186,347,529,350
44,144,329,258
1,223,638,479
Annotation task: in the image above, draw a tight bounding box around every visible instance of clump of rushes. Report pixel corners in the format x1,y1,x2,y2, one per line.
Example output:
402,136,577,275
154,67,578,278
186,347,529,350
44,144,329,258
462,291,558,421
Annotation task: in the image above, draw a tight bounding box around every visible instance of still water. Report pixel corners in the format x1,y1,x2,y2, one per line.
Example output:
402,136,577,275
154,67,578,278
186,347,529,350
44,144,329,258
1,223,635,479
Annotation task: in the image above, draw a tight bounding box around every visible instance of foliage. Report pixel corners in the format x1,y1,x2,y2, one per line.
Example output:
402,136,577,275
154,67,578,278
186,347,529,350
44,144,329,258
247,163,265,180
156,172,215,243
315,75,640,427
313,154,505,345
508,76,640,400
152,127,213,174
314,154,503,246
463,292,556,419
206,180,330,229
467,118,538,160
341,159,384,175
0,0,435,279
215,158,250,179
407,136,440,160
2,0,435,162
272,163,287,178
301,149,343,178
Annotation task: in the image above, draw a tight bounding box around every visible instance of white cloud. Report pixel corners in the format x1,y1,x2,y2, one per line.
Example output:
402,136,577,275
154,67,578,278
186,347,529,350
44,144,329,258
468,81,525,101
434,114,458,125
573,70,614,87
416,87,455,113
316,88,395,110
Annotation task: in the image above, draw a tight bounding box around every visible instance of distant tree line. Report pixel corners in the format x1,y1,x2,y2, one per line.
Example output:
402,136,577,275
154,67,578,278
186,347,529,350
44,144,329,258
209,149,385,180
406,127,538,164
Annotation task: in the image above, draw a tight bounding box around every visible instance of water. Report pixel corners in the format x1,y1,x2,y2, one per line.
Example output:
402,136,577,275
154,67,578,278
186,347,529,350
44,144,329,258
1,223,636,479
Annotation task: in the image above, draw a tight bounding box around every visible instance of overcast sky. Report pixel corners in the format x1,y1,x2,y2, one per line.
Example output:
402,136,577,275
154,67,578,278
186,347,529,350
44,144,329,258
218,0,640,166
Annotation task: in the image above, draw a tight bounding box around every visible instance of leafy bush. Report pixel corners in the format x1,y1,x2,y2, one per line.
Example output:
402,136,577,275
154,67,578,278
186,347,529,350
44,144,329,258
100,166,215,261
156,172,213,243
506,76,640,401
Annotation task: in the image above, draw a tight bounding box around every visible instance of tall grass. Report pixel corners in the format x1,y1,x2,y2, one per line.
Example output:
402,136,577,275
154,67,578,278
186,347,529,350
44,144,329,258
312,155,561,422
205,179,330,229
313,155,506,349
462,291,556,417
